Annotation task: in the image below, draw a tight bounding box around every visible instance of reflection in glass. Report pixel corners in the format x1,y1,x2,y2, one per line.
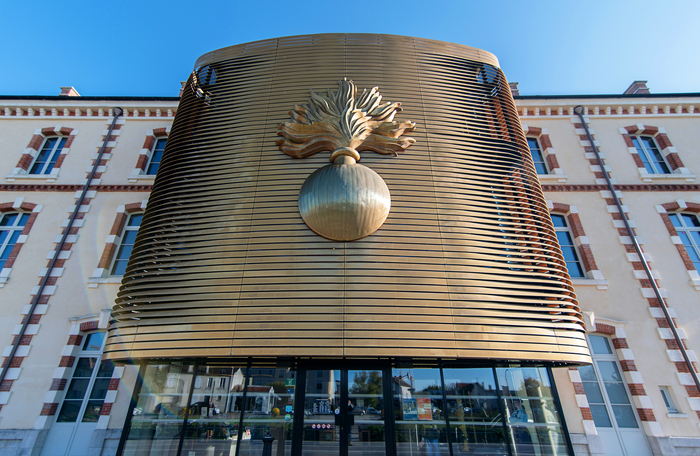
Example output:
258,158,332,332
122,363,194,456
349,370,385,453
181,364,247,456
302,370,340,456
392,368,447,456
497,367,568,456
238,366,295,456
443,368,506,454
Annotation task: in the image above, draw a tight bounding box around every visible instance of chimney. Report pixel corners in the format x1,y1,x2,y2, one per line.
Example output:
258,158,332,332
623,81,650,95
59,86,81,97
509,82,520,97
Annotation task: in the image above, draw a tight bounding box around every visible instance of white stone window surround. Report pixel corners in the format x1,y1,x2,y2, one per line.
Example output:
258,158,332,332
619,126,695,183
128,126,170,182
522,124,568,183
6,126,78,183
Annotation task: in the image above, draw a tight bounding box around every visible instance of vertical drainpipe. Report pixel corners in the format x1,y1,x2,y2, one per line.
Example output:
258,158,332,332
0,107,124,387
573,105,700,394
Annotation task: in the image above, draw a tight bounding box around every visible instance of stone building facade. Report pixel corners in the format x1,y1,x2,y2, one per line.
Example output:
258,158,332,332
0,36,699,456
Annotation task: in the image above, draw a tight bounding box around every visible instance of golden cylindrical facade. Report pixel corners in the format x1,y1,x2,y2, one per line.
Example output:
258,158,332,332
105,34,589,364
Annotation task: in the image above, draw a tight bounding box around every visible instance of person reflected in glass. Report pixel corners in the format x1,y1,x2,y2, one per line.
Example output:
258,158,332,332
454,399,468,451
422,424,440,456
510,399,534,455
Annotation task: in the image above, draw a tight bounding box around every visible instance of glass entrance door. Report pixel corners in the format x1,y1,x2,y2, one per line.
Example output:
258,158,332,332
299,369,387,456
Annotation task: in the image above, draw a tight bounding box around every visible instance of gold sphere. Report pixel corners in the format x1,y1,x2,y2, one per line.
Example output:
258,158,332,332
298,153,391,241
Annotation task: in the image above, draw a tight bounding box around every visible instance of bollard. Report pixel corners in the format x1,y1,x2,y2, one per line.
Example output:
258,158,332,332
262,432,274,456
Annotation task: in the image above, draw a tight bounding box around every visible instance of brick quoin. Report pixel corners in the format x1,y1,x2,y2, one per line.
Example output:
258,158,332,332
100,403,113,415
40,403,58,416
637,408,656,421
595,323,616,335
1,357,23,368
59,356,75,368
67,335,83,346
80,320,98,332
628,384,646,396
612,338,629,349
620,360,637,372
580,407,593,420
50,378,67,391
108,379,120,390
0,381,13,392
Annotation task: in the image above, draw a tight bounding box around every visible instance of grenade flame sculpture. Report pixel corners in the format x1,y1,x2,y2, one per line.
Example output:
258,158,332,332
277,79,416,241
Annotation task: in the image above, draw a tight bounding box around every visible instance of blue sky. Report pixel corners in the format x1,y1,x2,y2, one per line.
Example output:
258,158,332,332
1,0,698,97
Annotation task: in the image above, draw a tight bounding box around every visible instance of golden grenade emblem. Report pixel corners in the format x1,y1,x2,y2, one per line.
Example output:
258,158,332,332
277,79,416,241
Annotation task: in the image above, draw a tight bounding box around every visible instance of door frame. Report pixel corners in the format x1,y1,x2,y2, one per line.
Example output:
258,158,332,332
291,361,395,456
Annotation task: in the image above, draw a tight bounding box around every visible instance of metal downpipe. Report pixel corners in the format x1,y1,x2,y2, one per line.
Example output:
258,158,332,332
0,107,123,387
573,105,700,394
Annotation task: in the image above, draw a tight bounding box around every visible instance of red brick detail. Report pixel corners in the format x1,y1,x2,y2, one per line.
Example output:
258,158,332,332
620,360,637,372
573,383,585,395
580,407,593,420
109,213,128,236
67,335,84,346
100,403,113,415
546,154,560,171
153,128,168,137
98,243,117,269
59,356,75,368
11,335,32,345
20,314,42,325
136,155,149,171
16,128,76,173
685,385,700,397
637,408,656,421
50,378,67,391
108,379,120,390
595,323,616,335
666,153,683,171
0,380,13,392
656,133,673,150
1,356,24,368
628,384,646,396
80,321,98,332
125,203,142,212
612,338,629,349
631,154,645,168
40,403,59,416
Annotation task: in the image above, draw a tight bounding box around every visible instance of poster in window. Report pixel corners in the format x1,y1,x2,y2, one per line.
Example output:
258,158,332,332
417,397,432,420
402,398,417,420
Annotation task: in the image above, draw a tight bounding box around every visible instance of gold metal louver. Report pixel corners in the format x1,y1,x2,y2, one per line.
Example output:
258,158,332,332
105,34,590,365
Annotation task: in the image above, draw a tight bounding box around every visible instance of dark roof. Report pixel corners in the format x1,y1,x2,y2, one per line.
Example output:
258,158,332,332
515,92,700,100
0,96,180,101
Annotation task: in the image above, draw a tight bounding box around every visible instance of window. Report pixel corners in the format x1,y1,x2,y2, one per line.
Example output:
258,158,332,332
528,137,548,174
146,138,166,175
110,213,142,276
632,136,670,175
219,378,226,388
579,335,639,430
551,214,584,278
56,332,115,423
670,213,700,271
0,212,29,270
659,386,679,414
207,378,214,388
30,137,67,175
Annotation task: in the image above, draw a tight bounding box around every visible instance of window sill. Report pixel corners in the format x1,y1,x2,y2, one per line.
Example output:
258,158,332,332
537,174,568,183
5,174,58,183
87,276,123,288
640,173,695,183
127,175,156,183
571,278,609,290
0,277,7,288
667,413,688,418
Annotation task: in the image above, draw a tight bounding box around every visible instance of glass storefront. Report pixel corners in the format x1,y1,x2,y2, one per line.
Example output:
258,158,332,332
118,360,572,456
